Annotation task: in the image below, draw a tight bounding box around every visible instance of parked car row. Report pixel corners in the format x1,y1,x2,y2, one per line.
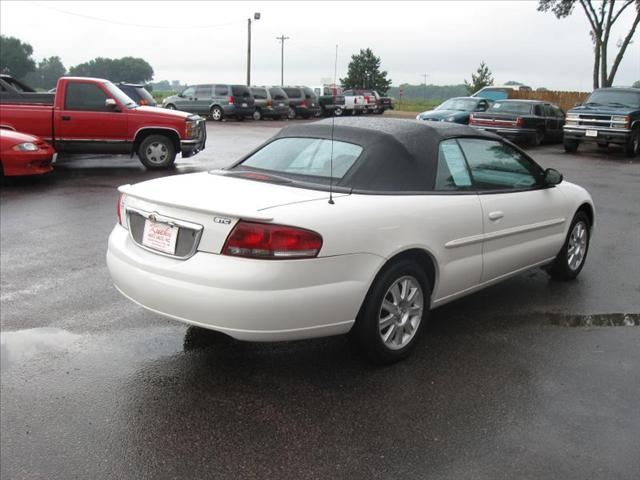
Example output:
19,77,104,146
160,83,393,121
415,87,640,157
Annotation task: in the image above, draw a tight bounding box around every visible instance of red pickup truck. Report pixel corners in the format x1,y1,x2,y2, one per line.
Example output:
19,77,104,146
0,77,206,169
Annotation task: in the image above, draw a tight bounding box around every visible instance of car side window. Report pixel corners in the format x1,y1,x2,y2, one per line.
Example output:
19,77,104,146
64,83,109,111
214,85,229,96
435,139,473,191
534,105,544,116
195,85,212,98
458,138,541,191
543,104,555,117
552,106,565,118
182,86,195,98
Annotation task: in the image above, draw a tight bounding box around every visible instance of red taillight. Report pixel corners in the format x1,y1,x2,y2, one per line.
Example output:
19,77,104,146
116,193,125,226
469,114,476,124
300,100,308,108
267,99,272,107
515,117,524,127
228,96,235,104
223,221,322,259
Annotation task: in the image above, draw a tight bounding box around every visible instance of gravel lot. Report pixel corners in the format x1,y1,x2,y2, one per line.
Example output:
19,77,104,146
1,119,639,480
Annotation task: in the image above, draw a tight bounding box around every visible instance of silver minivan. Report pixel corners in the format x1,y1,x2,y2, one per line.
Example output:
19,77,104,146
249,86,290,120
162,84,255,121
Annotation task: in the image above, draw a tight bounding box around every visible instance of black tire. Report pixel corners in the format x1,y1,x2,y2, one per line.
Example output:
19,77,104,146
252,110,262,121
564,139,579,153
210,106,223,121
138,135,176,170
301,114,311,120
547,211,590,280
624,127,639,158
165,104,176,110
334,107,344,117
272,115,281,121
287,107,296,120
349,259,431,364
531,128,545,147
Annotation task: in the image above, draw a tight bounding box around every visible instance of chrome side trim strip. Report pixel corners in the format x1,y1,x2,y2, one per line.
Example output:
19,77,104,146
445,217,565,249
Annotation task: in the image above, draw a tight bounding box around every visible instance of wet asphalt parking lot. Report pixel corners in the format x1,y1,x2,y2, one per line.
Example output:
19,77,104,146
1,118,639,480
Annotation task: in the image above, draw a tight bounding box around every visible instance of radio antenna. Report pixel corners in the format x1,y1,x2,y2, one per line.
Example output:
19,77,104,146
328,43,338,205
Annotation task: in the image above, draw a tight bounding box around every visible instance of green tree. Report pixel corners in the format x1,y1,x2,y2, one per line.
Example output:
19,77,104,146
340,48,392,94
69,57,154,83
464,61,494,94
538,0,640,88
0,35,36,79
23,56,66,90
504,80,525,86
632,80,640,88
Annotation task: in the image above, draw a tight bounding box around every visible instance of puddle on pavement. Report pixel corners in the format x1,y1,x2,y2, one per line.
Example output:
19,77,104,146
0,327,82,371
547,313,640,327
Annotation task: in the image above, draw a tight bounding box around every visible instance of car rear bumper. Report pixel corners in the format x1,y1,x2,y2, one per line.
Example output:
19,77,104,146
473,126,536,141
107,225,381,341
563,127,630,145
262,105,290,117
295,105,321,117
223,105,255,117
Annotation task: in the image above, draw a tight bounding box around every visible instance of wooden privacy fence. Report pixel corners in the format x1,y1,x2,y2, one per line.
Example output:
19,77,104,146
510,90,590,113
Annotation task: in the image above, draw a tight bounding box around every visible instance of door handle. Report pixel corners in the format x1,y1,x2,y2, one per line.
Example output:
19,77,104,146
488,211,504,221
61,115,71,121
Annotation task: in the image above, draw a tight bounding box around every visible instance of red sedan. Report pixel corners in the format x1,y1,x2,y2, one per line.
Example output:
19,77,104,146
0,129,55,176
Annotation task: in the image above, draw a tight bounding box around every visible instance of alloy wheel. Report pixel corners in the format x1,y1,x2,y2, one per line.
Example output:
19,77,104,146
567,221,588,271
378,275,424,350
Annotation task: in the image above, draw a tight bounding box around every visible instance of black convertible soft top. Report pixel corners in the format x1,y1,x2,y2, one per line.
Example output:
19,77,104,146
270,117,498,193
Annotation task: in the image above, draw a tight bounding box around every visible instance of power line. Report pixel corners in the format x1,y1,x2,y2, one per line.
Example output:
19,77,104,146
30,1,245,30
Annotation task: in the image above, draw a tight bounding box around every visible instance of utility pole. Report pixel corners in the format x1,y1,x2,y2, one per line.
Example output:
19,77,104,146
247,12,260,86
422,73,430,102
276,34,290,86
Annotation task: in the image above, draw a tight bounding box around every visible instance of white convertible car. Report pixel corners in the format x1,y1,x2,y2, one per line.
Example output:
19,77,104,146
107,118,594,363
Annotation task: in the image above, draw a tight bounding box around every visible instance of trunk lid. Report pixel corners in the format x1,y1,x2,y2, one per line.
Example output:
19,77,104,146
119,171,345,255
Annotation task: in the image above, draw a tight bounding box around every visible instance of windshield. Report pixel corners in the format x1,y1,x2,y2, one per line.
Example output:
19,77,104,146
437,98,478,111
585,90,640,108
235,137,363,181
103,82,137,109
488,102,532,114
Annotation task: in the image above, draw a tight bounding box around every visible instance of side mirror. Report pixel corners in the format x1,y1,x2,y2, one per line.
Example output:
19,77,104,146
178,92,184,98
544,168,563,186
105,98,118,111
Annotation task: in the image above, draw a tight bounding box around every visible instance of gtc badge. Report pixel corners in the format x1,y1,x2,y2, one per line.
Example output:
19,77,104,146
214,217,231,225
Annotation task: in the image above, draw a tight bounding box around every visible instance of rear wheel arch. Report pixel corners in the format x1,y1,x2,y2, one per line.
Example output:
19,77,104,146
133,128,180,154
363,248,438,309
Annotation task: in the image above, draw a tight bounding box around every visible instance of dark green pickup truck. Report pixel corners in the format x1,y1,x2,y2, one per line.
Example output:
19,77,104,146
312,86,347,117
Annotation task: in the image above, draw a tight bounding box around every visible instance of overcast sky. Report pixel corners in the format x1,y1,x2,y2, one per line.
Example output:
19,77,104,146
1,1,638,90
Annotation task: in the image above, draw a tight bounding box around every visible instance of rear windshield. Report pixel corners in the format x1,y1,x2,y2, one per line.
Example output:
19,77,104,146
283,87,302,99
132,86,154,104
488,102,533,114
231,85,252,98
269,87,288,100
250,87,267,99
236,137,363,180
302,87,317,99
